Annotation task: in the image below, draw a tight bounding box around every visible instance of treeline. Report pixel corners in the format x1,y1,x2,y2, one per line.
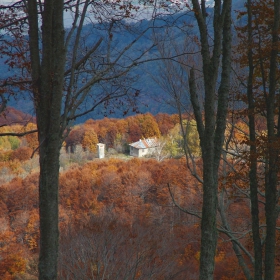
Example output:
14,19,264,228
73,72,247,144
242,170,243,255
65,113,180,154
0,112,200,185
0,158,248,279
0,112,181,155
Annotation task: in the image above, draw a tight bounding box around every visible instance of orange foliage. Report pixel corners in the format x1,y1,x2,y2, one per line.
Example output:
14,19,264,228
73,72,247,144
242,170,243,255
0,254,26,279
24,123,38,150
10,146,32,161
1,145,276,278
155,113,179,135
68,113,178,151
134,113,161,139
81,125,98,152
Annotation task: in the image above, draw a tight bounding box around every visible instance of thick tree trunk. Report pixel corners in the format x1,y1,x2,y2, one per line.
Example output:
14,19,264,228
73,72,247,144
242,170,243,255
38,139,61,279
264,165,278,280
265,1,280,279
199,163,217,278
27,0,65,279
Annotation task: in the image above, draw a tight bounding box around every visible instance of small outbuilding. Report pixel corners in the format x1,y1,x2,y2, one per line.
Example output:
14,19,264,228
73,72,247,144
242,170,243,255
129,138,158,157
97,143,105,158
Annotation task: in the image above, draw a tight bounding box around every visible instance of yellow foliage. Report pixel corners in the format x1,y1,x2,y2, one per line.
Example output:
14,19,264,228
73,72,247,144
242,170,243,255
136,113,161,138
0,136,12,151
25,211,39,251
8,159,23,174
185,120,201,156
0,151,12,162
2,254,26,276
82,127,98,152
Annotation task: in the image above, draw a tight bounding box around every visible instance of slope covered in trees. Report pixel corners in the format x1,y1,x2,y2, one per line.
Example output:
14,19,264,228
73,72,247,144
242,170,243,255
0,156,259,280
1,113,280,279
0,113,186,182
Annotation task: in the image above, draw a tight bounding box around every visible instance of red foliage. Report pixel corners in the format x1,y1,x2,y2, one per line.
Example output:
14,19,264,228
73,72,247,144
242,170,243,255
0,155,272,279
10,146,32,161
65,126,85,152
155,113,178,135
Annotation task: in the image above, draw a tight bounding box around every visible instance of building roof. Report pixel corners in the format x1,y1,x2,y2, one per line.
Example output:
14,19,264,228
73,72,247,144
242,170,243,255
129,138,158,149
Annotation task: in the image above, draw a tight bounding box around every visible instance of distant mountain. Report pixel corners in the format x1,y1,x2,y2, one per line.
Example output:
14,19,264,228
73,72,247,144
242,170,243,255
0,1,246,124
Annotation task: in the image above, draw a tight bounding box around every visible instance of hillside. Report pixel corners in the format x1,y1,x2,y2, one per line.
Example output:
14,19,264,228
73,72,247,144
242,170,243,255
0,107,35,127
0,1,246,122
0,14,184,120
1,109,280,279
0,156,251,279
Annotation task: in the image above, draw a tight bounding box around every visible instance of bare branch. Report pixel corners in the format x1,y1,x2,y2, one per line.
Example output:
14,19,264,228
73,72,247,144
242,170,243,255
0,129,37,137
167,183,202,219
189,67,204,140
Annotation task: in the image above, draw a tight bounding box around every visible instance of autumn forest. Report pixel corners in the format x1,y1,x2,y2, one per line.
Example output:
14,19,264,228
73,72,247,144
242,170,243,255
1,0,280,279
0,111,275,279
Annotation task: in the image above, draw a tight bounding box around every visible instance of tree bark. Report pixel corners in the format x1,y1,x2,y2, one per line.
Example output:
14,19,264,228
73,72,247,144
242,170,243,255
245,1,263,279
189,1,232,278
27,0,65,279
265,1,280,279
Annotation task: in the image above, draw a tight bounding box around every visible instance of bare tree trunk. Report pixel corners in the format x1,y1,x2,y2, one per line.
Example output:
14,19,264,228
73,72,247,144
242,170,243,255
190,1,232,278
4,1,161,278
245,1,263,279
27,0,65,278
265,1,280,279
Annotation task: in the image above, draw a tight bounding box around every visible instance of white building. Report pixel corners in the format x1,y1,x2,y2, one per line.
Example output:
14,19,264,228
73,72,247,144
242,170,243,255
97,143,105,158
129,138,158,157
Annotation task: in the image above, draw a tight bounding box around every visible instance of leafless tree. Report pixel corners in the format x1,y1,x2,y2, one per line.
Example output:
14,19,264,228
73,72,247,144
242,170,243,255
0,1,164,279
